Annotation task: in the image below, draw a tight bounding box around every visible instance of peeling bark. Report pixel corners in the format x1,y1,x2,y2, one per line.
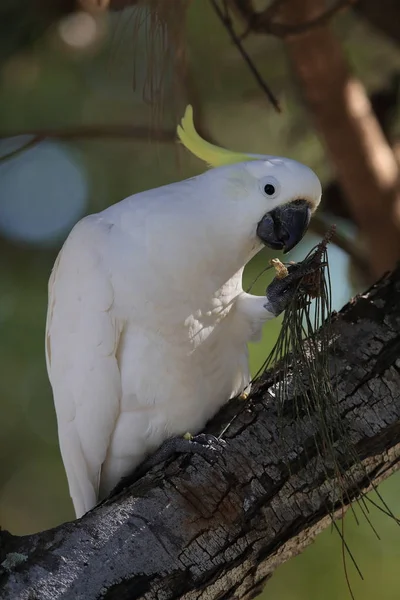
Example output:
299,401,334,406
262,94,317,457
1,266,400,599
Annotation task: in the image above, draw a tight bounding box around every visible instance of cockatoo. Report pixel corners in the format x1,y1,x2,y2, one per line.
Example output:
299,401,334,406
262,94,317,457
46,106,322,518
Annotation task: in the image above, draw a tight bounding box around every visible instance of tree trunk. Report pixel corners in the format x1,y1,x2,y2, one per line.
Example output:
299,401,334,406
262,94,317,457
1,266,400,600
274,0,400,278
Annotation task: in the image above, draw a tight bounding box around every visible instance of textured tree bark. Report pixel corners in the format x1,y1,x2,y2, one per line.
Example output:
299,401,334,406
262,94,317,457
1,265,400,599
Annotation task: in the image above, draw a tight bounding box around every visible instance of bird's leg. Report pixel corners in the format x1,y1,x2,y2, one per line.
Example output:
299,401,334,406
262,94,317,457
110,433,226,497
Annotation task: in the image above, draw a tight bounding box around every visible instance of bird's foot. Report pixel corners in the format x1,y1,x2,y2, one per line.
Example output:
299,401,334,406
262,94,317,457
265,259,322,316
110,433,226,497
181,432,227,457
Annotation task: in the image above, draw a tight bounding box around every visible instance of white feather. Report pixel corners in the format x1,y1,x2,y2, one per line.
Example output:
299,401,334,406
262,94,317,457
46,159,321,517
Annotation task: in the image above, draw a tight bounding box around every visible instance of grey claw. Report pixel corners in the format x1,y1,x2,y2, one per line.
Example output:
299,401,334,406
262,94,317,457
265,262,310,316
190,433,227,454
192,433,226,446
109,433,227,497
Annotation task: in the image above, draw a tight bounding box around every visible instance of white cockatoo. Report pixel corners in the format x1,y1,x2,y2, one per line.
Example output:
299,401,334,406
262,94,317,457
46,106,322,518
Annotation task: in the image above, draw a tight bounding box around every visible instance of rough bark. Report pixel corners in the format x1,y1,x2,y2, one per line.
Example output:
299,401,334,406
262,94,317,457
1,265,400,600
271,0,400,278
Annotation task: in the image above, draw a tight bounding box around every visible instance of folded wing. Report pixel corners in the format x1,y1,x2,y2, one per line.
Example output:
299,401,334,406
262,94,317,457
46,216,122,517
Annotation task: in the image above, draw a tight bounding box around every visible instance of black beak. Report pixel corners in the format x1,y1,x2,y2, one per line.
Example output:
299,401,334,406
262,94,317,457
256,199,311,254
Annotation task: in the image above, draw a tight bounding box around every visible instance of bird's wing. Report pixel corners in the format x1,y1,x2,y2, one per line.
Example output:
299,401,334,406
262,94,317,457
46,216,122,518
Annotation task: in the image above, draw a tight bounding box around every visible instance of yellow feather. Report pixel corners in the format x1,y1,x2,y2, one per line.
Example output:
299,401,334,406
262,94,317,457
177,105,254,168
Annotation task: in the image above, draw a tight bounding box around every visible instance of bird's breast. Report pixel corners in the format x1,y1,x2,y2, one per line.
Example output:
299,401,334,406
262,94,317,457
118,292,250,436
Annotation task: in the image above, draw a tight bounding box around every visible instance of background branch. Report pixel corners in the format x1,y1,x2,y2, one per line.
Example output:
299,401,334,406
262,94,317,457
0,126,176,142
308,215,370,277
210,0,281,112
233,0,358,38
0,126,176,162
266,0,400,278
1,265,399,600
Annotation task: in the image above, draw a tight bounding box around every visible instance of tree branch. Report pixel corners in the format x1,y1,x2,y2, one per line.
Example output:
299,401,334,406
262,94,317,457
0,126,176,163
209,0,281,112
1,266,400,599
0,126,176,142
268,0,400,278
233,0,359,38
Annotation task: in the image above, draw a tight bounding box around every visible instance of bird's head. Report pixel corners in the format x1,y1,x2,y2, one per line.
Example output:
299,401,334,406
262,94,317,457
177,106,321,255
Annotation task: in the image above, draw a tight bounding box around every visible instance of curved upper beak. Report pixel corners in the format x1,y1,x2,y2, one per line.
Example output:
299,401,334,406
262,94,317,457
256,199,311,254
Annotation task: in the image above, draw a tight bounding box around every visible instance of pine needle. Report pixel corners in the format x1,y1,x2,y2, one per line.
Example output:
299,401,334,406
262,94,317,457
220,225,398,595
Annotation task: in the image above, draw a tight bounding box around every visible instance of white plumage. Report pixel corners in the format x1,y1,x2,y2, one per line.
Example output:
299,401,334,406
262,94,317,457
46,148,321,518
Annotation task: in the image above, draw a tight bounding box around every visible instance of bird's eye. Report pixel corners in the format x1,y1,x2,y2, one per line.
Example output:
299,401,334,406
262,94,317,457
260,176,279,198
264,184,276,196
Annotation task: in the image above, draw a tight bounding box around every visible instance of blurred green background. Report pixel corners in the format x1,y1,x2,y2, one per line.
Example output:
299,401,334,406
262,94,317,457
0,1,399,599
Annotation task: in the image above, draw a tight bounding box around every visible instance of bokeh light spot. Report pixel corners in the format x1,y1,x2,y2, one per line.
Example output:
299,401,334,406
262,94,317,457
0,138,88,245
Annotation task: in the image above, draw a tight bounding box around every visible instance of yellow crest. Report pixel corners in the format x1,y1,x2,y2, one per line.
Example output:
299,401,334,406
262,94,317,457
177,105,255,168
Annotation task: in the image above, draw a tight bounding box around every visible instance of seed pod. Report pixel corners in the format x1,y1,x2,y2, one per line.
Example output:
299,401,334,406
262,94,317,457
270,258,289,279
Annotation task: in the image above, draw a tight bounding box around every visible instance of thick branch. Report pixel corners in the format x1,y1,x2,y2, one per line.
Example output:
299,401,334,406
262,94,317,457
1,267,400,599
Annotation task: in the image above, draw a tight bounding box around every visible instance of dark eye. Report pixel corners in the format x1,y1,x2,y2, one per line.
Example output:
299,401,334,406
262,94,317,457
264,184,276,196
